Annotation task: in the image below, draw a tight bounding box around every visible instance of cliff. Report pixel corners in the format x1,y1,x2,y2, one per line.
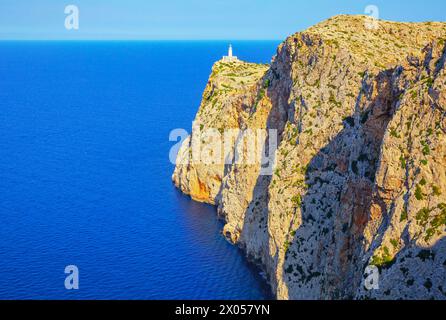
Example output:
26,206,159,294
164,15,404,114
173,15,446,300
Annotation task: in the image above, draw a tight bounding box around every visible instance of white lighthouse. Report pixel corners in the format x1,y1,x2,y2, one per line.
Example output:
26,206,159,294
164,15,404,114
222,44,238,62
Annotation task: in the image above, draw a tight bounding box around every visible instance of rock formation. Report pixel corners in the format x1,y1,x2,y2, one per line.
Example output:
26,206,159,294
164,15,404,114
173,15,446,300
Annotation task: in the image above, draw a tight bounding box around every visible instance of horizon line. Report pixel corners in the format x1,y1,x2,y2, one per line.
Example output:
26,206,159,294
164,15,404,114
0,39,283,42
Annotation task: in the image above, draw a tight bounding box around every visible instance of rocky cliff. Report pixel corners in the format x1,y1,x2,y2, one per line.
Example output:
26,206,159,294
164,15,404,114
173,15,446,300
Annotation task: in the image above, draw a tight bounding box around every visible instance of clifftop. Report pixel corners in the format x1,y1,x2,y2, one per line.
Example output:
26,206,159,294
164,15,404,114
209,61,268,93
173,15,446,300
290,15,446,70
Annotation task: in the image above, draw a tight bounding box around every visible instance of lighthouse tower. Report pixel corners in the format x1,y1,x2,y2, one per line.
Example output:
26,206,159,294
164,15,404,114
222,44,238,62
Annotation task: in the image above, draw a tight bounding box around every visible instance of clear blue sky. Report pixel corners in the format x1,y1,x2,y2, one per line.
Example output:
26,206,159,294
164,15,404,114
1,0,445,40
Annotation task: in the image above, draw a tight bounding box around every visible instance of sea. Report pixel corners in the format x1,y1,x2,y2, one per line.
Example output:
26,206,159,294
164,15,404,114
0,41,279,299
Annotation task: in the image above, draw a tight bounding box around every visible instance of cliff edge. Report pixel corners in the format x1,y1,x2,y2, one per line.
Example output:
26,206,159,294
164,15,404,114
173,15,446,300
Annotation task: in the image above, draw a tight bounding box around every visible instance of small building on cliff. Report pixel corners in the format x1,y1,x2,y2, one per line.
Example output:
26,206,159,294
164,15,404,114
222,44,238,62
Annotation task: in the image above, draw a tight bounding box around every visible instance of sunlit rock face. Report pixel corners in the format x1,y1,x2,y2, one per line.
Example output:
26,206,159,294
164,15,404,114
173,15,446,300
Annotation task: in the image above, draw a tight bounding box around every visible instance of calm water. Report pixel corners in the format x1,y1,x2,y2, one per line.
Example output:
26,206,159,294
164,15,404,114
0,41,279,299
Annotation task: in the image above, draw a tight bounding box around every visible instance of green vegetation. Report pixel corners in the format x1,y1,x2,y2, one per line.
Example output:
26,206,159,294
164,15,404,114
390,128,401,138
370,246,395,268
252,86,266,111
414,203,446,241
291,195,302,207
221,83,233,90
329,91,342,108
431,203,446,228
421,141,431,156
304,128,313,135
343,116,355,127
432,185,442,196
416,207,431,226
415,184,424,200
399,155,407,169
390,238,399,249
360,110,369,124
284,241,292,252
417,249,435,262
358,153,368,162
424,279,433,290
400,209,408,222
351,161,359,175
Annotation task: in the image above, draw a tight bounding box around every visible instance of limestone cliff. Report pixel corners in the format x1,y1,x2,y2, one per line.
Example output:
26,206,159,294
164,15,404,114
173,15,446,300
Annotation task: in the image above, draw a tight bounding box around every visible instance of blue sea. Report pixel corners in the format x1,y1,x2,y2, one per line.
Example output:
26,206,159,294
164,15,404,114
0,41,279,299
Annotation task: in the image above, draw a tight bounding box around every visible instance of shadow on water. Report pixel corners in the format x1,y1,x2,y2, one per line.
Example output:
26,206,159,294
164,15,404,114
172,187,274,300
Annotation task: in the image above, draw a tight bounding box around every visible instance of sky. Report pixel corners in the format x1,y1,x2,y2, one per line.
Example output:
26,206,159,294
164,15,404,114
0,0,445,40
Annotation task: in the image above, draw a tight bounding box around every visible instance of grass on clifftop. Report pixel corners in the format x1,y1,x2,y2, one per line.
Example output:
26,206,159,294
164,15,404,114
297,15,446,71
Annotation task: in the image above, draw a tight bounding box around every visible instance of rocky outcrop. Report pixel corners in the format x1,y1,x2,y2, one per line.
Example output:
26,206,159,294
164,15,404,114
173,15,446,300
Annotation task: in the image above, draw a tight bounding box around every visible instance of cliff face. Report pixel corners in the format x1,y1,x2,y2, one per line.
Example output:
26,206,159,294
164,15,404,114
173,15,446,300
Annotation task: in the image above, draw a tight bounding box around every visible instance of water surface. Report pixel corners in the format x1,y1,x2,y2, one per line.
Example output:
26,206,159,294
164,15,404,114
0,41,279,299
